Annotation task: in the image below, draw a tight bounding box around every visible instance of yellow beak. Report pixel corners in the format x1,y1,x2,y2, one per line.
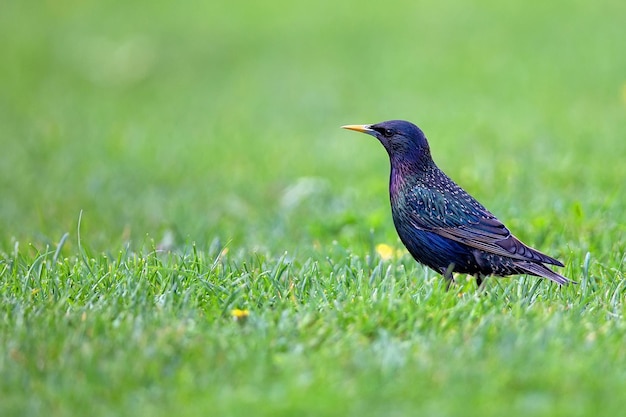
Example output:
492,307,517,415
341,124,374,134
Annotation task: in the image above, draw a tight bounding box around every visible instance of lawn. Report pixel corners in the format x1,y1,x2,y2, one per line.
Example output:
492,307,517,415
1,0,625,416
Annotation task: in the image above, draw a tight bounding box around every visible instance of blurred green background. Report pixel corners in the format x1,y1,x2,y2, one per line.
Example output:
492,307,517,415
2,0,624,254
1,2,626,416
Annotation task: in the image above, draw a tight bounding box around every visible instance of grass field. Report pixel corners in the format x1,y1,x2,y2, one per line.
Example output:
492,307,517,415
1,1,625,416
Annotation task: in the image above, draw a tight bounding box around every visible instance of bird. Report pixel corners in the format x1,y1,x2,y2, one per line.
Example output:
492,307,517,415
341,120,573,287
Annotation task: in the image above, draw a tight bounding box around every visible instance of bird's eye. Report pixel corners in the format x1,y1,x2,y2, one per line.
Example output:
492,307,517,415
383,129,393,138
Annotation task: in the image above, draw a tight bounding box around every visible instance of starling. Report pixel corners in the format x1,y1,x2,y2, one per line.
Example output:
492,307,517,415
342,120,572,286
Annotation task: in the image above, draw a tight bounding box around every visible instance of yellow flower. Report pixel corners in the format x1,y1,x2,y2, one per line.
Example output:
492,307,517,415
231,309,250,324
375,243,395,261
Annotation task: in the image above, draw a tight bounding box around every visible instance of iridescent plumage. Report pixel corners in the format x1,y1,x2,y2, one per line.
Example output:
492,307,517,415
342,120,572,286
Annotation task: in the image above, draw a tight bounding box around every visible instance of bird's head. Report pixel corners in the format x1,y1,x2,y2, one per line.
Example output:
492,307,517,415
341,120,431,165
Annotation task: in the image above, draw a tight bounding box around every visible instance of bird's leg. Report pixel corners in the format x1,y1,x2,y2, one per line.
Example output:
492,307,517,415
475,274,489,292
443,263,456,291
476,274,484,288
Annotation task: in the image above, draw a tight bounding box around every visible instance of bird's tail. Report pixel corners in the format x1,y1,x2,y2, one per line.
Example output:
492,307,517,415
516,261,575,285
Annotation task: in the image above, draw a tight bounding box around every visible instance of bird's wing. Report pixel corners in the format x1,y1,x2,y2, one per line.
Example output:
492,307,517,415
402,185,564,266
433,224,563,266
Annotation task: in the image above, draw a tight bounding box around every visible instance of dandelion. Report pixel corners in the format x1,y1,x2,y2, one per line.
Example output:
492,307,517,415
231,309,250,324
375,243,395,261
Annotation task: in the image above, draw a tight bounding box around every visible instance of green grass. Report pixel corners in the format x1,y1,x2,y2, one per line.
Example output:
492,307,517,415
1,0,625,416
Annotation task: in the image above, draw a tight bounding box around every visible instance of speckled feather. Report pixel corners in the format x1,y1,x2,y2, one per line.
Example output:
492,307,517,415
342,120,572,286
